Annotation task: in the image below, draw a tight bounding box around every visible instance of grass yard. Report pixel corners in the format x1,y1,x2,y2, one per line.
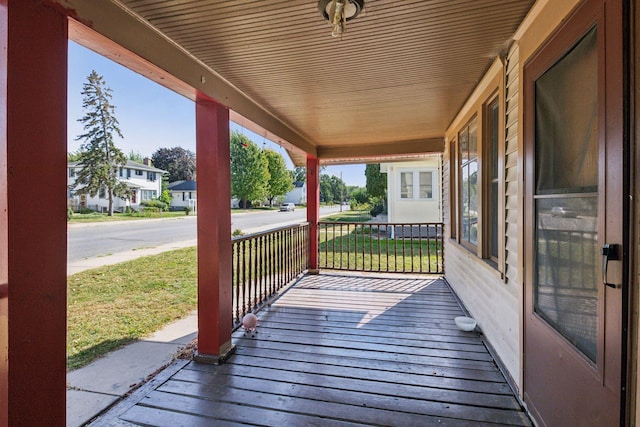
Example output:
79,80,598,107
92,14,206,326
69,210,190,223
320,209,372,223
67,247,197,370
319,232,442,273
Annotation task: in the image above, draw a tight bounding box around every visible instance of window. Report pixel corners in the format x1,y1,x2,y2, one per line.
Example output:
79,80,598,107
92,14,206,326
449,139,457,239
399,170,435,200
99,188,106,199
141,190,157,201
486,98,499,261
146,171,156,181
135,169,143,176
419,172,433,199
400,172,413,198
459,117,478,248
69,168,75,177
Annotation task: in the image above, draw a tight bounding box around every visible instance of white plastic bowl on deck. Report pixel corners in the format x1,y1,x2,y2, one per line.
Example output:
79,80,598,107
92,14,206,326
454,316,477,332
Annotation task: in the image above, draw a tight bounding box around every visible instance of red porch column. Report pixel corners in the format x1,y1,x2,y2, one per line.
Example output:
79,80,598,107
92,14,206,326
0,0,68,425
194,96,235,363
306,155,320,273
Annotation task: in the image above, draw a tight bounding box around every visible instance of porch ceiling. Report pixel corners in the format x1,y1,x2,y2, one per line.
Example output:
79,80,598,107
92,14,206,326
62,0,534,165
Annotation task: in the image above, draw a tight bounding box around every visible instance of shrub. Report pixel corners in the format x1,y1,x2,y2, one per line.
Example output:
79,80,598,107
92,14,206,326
141,199,168,210
67,206,73,221
184,206,193,215
370,203,384,217
232,229,244,237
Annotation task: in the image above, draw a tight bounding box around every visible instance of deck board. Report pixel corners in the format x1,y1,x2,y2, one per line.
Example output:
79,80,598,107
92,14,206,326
93,273,532,426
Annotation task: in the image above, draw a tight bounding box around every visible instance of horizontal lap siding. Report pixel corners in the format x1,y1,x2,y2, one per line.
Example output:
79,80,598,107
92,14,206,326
443,45,521,387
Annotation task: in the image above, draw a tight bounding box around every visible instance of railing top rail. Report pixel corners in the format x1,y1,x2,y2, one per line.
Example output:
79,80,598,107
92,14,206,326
232,222,310,243
320,221,444,226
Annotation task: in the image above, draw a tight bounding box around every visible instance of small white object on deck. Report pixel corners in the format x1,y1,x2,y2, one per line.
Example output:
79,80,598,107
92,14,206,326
242,313,259,337
454,316,477,332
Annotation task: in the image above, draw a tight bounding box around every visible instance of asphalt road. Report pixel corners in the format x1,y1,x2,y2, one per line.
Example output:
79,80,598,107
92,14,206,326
67,205,347,262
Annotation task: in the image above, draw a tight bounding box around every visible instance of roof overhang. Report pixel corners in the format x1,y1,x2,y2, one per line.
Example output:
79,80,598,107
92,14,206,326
58,0,535,166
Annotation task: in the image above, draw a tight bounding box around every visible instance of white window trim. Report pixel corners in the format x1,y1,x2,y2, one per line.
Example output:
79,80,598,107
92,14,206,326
397,168,436,201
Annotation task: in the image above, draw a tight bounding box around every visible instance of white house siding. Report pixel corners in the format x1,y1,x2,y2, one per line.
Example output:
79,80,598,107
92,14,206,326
68,161,165,212
284,183,306,205
382,158,442,223
443,57,521,388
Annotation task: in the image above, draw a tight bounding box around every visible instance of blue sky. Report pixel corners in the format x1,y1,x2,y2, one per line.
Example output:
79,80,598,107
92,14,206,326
67,42,366,187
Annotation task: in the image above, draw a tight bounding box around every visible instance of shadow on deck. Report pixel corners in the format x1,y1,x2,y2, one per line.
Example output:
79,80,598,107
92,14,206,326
92,273,531,426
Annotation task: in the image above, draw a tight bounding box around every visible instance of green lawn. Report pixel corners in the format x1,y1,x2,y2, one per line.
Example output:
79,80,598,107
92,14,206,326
321,209,372,223
319,231,442,273
67,247,197,370
69,210,190,223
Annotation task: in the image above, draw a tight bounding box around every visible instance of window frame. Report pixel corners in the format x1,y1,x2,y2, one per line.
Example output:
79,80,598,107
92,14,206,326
458,115,479,251
483,95,501,264
447,68,505,275
397,168,437,201
449,138,458,240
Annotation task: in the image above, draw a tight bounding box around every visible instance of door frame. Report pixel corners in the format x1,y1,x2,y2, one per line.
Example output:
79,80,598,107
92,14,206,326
522,0,631,425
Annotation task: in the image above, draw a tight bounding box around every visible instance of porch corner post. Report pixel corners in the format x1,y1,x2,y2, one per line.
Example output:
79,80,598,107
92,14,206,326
306,155,320,273
0,0,68,424
194,96,235,363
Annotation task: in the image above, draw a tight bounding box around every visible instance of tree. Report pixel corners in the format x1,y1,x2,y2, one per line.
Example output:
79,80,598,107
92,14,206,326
67,151,82,162
151,146,196,183
365,164,386,199
230,131,269,207
320,174,334,203
128,150,145,163
290,166,306,183
350,188,369,204
73,70,130,216
264,149,293,206
329,175,347,204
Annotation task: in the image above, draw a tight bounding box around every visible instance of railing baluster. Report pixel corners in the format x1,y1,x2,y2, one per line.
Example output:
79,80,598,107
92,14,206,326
231,221,443,331
377,224,381,272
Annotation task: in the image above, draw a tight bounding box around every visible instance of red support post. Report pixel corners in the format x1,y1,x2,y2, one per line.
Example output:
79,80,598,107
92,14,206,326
194,96,235,363
0,1,68,424
306,156,320,273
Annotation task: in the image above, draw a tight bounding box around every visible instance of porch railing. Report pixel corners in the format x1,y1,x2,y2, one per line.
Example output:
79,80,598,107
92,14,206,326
319,222,444,274
231,223,309,329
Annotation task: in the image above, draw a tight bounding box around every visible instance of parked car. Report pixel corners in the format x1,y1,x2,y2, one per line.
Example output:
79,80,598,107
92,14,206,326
279,203,295,212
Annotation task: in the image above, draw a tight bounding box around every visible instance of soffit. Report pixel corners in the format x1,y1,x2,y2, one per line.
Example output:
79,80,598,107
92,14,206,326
85,0,534,161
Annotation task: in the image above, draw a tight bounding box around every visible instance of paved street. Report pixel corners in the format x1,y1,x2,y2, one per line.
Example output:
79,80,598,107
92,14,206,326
67,205,347,262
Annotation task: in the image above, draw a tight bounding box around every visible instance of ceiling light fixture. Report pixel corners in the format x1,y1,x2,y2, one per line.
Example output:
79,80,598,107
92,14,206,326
318,0,364,38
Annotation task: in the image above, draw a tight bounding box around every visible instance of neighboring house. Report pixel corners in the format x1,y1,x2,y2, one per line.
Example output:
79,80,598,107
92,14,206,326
167,180,239,210
380,156,442,224
284,181,306,205
168,179,197,211
68,158,166,212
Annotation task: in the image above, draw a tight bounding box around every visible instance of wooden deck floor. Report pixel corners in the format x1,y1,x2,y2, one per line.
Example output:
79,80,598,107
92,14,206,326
94,273,531,426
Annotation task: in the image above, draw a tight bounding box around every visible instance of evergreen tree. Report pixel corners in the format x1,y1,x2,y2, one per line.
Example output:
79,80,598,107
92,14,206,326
73,70,129,216
365,164,386,198
264,149,293,206
230,131,269,207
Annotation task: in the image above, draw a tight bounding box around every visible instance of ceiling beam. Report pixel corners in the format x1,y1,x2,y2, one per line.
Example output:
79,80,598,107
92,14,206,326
316,138,444,162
